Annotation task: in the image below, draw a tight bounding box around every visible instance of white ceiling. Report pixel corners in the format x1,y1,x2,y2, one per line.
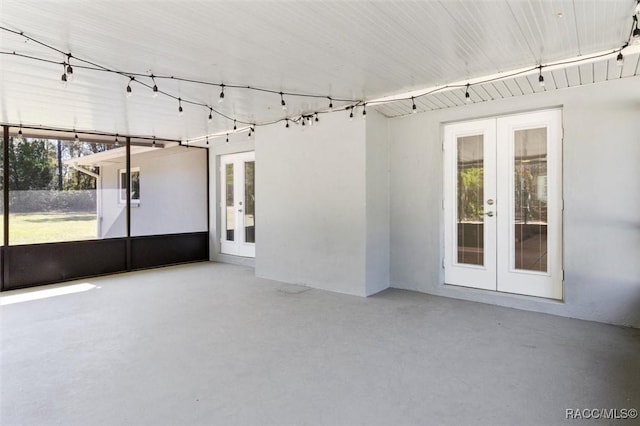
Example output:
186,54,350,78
0,0,637,143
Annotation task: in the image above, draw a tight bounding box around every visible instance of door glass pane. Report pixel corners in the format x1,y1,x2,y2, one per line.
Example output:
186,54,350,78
514,128,547,272
225,163,234,241
457,135,484,266
244,161,255,244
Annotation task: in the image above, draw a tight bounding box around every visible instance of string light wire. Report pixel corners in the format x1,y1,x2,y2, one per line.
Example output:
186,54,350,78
0,21,637,146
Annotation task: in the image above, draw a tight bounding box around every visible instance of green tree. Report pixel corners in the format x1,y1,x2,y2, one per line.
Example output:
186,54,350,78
7,137,55,190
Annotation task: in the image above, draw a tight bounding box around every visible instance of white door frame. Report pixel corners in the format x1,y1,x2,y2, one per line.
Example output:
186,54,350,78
444,109,563,299
220,151,255,258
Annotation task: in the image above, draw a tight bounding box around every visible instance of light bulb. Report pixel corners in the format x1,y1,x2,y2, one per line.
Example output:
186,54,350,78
280,92,287,111
617,52,624,67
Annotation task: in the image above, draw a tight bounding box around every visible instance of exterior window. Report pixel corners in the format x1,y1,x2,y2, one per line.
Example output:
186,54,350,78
119,168,140,204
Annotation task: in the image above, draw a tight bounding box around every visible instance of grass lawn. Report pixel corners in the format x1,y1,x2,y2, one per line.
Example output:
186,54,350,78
2,212,97,245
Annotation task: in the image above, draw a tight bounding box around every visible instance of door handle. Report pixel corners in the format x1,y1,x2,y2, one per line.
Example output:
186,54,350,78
485,211,494,217
238,209,243,213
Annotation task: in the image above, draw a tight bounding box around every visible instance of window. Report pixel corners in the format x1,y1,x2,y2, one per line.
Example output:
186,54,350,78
119,167,140,204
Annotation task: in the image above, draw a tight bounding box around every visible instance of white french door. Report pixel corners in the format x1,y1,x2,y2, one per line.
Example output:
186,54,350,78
444,109,563,299
220,152,255,257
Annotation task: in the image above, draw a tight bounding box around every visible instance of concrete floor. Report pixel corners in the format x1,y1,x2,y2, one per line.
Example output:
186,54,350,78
1,262,638,426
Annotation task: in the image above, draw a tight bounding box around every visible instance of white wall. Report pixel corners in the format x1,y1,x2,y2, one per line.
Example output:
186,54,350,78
254,113,368,295
389,76,640,327
365,111,390,295
100,146,207,237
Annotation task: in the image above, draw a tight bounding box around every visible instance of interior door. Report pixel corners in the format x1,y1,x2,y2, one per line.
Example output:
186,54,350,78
220,152,255,257
444,109,562,299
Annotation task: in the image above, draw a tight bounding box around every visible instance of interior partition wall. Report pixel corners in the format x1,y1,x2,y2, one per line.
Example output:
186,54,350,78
0,125,209,291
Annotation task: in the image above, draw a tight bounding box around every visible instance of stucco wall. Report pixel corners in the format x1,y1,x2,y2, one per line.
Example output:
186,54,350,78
389,76,640,327
365,111,390,295
100,146,207,238
254,113,368,296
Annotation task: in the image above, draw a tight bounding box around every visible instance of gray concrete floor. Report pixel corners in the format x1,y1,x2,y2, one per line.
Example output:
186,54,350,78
1,262,639,426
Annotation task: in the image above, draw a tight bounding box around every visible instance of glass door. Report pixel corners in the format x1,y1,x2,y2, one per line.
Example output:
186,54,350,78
444,110,562,299
444,119,497,290
496,110,563,299
220,152,255,257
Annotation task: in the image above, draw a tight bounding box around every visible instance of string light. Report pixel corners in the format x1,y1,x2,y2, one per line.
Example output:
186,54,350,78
349,106,354,121
205,136,209,145
1,25,636,146
60,63,68,87
226,133,229,144
152,137,156,147
18,125,22,136
126,77,134,97
66,54,73,81
75,132,79,141
248,127,253,137
208,108,213,122
233,120,237,131
285,119,289,128
315,113,319,123
151,75,158,97
301,116,306,126
280,92,287,110
219,84,225,103
114,134,119,146
538,66,545,87
362,104,367,118
465,84,471,102
178,98,183,116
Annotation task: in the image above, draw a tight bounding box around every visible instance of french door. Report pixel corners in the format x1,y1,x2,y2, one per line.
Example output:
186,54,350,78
220,152,255,257
444,110,562,299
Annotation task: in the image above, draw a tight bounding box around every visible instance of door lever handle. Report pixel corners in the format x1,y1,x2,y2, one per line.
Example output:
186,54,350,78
238,209,243,213
485,211,494,217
